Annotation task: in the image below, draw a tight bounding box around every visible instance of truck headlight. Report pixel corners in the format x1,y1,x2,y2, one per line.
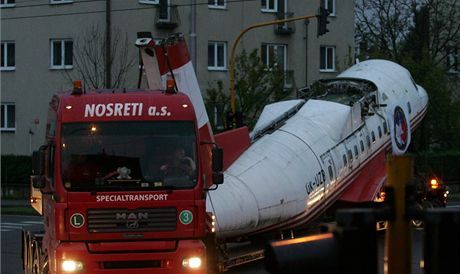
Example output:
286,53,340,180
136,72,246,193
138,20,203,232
61,260,84,272
182,257,202,269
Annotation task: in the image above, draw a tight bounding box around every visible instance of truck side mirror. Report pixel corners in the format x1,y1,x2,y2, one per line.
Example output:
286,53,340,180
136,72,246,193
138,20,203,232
212,147,224,185
212,147,223,173
32,175,46,189
31,146,47,189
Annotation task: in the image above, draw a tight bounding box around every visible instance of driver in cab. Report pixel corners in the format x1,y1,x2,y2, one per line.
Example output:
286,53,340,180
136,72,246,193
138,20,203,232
160,146,196,177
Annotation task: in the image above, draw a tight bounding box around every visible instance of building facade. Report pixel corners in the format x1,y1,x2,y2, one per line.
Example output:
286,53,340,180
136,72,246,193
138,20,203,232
1,0,354,155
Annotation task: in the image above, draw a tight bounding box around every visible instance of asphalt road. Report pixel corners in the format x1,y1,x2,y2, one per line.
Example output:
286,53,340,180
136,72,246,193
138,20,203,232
2,203,459,274
1,215,43,274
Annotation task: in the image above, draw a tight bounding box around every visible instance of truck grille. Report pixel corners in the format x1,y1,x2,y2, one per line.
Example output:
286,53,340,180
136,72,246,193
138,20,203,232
87,208,177,233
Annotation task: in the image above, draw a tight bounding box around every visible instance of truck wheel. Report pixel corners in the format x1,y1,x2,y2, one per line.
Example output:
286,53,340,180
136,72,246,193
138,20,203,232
32,244,42,274
24,233,33,274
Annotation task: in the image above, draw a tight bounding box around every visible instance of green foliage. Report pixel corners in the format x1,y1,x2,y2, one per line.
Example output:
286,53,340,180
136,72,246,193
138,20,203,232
204,80,228,131
1,155,32,185
205,49,291,130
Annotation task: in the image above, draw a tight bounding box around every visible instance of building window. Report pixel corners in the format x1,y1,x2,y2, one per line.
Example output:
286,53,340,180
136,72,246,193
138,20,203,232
261,43,287,71
0,0,15,7
1,41,15,71
261,0,277,12
209,0,226,9
1,103,15,131
320,46,335,72
383,122,388,135
208,41,227,71
321,0,336,16
139,0,159,4
50,39,73,69
446,46,458,73
50,0,73,4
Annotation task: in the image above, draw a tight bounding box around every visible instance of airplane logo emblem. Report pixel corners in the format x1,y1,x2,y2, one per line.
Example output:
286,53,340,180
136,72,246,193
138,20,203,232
393,106,408,150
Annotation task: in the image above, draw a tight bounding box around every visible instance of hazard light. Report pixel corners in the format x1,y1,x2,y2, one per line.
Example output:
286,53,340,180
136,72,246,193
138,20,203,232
430,179,439,190
166,78,176,94
72,80,83,95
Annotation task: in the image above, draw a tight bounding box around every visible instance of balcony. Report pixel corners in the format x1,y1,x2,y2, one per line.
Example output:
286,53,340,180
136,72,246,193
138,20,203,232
274,12,296,35
155,5,180,29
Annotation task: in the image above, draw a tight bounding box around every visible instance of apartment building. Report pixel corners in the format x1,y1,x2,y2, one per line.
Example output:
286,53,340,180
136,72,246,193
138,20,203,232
1,0,354,155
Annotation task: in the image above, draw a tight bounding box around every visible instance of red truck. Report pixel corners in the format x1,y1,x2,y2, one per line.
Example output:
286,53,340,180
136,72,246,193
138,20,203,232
23,79,223,273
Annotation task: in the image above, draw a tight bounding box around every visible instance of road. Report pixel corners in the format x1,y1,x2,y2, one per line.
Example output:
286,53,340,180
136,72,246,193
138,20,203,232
2,203,458,274
1,215,43,274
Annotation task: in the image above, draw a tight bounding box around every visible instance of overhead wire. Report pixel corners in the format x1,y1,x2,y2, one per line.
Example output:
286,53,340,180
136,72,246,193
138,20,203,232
1,0,260,20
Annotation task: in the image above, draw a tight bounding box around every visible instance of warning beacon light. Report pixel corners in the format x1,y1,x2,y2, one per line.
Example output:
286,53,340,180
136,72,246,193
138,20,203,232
166,78,176,94
72,80,83,95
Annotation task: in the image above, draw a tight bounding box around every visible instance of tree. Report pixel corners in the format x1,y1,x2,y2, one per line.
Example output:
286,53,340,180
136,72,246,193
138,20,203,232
356,0,460,66
205,49,291,130
64,25,136,90
356,0,460,151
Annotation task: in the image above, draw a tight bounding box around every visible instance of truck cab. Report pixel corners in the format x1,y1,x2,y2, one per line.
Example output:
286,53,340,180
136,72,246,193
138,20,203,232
26,87,222,274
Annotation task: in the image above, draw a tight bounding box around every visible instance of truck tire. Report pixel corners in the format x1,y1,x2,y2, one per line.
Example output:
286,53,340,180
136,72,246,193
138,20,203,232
32,244,41,274
24,232,34,274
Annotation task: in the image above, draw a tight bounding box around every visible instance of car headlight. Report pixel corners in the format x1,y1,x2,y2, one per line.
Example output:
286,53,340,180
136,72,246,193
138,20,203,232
61,260,84,272
182,257,202,269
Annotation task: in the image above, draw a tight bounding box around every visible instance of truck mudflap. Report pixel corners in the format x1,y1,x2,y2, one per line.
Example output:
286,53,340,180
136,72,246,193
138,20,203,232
51,240,206,274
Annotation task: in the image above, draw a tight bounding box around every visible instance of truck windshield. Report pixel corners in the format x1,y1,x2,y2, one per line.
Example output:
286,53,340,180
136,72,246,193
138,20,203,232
61,121,198,192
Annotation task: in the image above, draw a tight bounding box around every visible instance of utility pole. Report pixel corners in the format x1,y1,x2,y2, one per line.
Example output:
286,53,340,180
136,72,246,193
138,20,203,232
190,0,197,71
304,19,309,87
105,0,112,88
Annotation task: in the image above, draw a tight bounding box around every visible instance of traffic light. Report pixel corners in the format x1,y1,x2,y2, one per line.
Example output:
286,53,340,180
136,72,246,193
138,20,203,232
317,6,330,37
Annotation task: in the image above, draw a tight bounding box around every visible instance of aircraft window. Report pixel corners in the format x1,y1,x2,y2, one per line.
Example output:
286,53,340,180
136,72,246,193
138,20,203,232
343,155,347,167
372,131,376,142
328,166,333,180
378,126,382,138
407,102,412,114
347,150,353,162
360,140,364,152
383,122,388,135
366,135,371,148
354,146,358,158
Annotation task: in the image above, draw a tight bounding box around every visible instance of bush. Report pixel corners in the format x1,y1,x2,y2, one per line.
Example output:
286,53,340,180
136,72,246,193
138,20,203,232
1,155,32,186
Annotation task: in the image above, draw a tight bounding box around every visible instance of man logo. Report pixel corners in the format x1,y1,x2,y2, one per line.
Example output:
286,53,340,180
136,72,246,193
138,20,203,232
116,212,149,229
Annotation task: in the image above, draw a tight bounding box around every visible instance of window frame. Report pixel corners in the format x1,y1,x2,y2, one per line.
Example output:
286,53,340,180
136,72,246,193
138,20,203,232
50,39,73,70
261,0,278,13
50,0,73,4
261,43,287,71
208,0,226,9
0,0,15,8
1,103,16,132
139,0,159,4
1,41,15,71
320,45,336,72
207,41,227,71
322,0,336,16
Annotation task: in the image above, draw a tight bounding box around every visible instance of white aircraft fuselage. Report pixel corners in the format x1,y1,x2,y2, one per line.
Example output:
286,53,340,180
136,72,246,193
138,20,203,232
207,60,428,238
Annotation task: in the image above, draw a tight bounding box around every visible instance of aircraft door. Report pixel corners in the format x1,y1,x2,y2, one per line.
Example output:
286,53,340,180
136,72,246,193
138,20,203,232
344,135,360,170
320,152,337,197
